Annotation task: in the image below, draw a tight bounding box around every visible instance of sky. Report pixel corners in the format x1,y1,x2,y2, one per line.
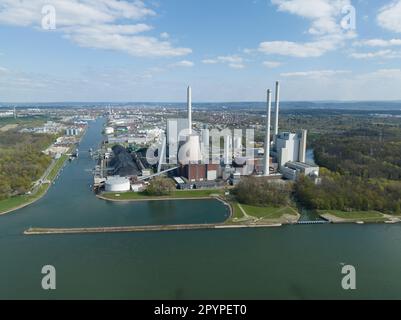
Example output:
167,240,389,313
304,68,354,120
0,0,401,102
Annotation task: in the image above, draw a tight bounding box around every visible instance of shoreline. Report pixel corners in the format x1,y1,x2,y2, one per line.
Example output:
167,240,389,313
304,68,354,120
96,194,220,203
0,187,50,216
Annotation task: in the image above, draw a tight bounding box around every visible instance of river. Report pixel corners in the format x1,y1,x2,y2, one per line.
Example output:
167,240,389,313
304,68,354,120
1,118,401,299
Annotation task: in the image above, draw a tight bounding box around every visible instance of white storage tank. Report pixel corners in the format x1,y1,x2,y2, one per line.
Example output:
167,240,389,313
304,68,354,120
105,127,114,135
105,176,131,192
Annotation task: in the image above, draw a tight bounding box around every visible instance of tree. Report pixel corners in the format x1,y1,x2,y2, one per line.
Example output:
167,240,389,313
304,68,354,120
146,177,176,196
233,177,292,207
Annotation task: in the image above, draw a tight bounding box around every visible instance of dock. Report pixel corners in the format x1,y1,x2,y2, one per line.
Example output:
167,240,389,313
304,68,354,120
297,220,330,225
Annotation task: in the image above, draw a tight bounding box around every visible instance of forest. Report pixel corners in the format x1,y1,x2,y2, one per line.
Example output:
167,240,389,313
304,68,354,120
233,177,292,207
0,131,54,200
314,126,401,180
296,123,401,214
295,170,401,214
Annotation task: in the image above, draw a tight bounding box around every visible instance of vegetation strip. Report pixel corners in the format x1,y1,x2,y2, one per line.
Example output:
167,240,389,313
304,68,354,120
0,152,68,215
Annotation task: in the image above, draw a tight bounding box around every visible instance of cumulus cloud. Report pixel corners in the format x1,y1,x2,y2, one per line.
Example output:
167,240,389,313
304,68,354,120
262,61,283,68
278,68,401,101
0,0,192,57
202,59,218,64
377,0,401,33
202,55,245,69
350,50,401,59
259,38,339,58
281,70,351,78
169,60,194,68
354,38,401,47
272,0,352,35
259,0,355,58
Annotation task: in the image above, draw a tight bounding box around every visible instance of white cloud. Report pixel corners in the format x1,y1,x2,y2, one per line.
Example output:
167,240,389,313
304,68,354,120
202,55,245,69
217,55,243,64
377,0,401,33
259,0,355,58
202,59,218,64
350,50,401,59
263,61,283,68
0,0,192,57
169,60,194,68
259,39,338,57
272,0,352,35
354,38,401,47
359,68,401,79
228,63,245,69
281,69,351,78
277,68,401,101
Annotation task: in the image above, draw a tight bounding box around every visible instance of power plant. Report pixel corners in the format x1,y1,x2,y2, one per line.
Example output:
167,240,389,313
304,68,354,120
165,82,319,186
97,82,320,193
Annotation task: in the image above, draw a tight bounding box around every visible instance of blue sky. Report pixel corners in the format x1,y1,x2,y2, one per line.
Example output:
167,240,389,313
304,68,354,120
0,0,401,102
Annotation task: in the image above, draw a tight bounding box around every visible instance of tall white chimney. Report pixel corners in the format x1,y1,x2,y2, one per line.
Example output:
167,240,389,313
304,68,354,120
274,81,280,136
264,89,272,177
299,129,307,163
187,86,192,134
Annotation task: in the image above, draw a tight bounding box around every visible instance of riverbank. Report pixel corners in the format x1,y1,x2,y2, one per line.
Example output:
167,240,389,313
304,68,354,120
0,154,68,216
98,189,225,202
319,210,401,224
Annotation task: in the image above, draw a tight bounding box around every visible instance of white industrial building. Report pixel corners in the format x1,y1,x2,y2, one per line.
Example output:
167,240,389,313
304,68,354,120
281,161,320,181
275,130,307,168
65,128,81,136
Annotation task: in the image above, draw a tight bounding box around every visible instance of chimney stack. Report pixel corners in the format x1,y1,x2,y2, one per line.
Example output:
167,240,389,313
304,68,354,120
187,86,192,134
274,81,280,136
264,89,272,177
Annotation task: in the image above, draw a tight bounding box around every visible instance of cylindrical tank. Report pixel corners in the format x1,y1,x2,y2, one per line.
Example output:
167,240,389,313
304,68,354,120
105,127,114,135
105,176,130,192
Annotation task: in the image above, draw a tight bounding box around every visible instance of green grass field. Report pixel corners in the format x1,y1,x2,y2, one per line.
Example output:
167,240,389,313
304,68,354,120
231,202,245,220
102,189,225,201
47,155,68,181
241,204,298,219
0,115,49,129
227,201,298,223
0,184,49,214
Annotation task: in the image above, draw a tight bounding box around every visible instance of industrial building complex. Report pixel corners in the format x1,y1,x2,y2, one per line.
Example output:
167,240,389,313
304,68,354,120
94,82,320,193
